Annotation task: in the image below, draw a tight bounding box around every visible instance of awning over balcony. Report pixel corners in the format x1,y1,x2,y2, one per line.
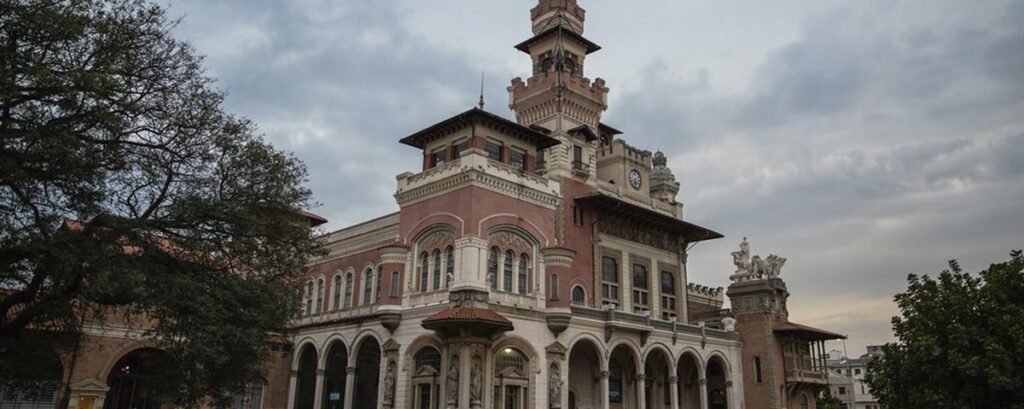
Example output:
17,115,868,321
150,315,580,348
774,321,846,341
575,193,723,243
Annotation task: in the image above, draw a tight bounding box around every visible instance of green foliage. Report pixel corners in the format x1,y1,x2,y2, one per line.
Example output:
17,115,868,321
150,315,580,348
866,250,1024,409
816,386,843,409
0,0,323,406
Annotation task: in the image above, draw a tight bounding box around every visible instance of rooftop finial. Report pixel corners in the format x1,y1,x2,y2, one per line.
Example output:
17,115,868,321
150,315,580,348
477,72,485,110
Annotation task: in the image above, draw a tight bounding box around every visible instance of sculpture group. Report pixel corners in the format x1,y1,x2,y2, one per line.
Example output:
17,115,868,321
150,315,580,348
730,237,786,282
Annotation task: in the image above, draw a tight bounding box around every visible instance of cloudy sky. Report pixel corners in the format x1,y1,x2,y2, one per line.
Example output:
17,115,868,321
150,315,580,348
162,0,1024,354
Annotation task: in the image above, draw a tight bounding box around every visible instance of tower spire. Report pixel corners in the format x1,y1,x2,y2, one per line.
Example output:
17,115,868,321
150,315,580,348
477,72,485,110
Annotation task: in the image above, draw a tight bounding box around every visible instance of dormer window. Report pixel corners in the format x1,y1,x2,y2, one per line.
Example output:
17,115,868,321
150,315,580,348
485,139,503,162
509,147,526,171
430,149,446,168
452,139,469,159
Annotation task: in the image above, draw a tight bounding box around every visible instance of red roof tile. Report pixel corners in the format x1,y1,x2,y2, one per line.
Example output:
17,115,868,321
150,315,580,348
422,307,513,327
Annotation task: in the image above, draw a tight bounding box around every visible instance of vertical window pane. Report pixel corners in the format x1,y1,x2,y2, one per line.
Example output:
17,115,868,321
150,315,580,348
632,264,648,288
488,247,499,289
510,148,526,170
389,271,400,297
518,254,528,295
445,247,454,288
305,282,313,315
420,253,429,292
486,140,503,161
333,275,341,310
363,270,373,305
503,250,514,292
344,273,353,307
433,250,441,290
572,287,585,305
602,257,618,282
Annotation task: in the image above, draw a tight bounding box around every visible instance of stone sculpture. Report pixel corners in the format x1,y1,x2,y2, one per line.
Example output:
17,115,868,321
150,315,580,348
470,356,483,403
447,355,460,405
549,364,562,408
729,237,786,282
383,360,396,404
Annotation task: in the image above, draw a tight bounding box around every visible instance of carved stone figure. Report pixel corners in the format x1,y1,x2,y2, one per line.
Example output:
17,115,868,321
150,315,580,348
549,364,562,407
447,355,460,404
470,356,483,403
765,254,787,278
751,255,767,279
446,271,454,288
383,360,396,404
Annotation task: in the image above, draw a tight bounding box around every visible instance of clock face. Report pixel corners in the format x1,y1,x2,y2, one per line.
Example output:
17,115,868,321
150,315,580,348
628,169,642,190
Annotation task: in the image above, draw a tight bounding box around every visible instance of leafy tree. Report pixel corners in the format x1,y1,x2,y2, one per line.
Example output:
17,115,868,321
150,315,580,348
0,0,322,406
816,386,843,409
866,250,1024,409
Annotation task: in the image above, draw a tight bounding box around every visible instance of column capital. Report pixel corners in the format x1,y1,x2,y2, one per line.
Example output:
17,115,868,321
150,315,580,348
316,368,325,376
346,366,356,375
635,373,646,381
669,376,679,383
725,380,733,387
598,370,609,379
698,378,707,386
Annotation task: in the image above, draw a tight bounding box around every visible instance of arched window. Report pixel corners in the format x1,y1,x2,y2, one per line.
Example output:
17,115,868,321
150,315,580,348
609,358,623,403
488,247,499,289
432,250,441,291
549,274,558,300
494,348,528,409
389,271,400,297
363,268,374,306
344,272,354,308
503,250,514,292
517,254,528,295
332,274,342,310
420,253,429,292
412,347,442,409
316,278,324,313
754,357,763,384
445,246,454,288
304,281,314,316
376,266,382,303
571,286,585,305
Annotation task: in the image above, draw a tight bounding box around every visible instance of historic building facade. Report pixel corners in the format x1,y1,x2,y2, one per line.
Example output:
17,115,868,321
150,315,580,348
284,2,744,409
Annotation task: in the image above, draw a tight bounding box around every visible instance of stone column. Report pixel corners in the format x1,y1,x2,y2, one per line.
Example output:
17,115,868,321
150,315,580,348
287,370,298,409
725,380,734,409
313,368,326,409
636,374,647,409
600,370,610,409
342,366,356,409
698,378,708,409
669,376,679,409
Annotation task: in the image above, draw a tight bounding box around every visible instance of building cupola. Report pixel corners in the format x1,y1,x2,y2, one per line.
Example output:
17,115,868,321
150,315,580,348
649,151,681,203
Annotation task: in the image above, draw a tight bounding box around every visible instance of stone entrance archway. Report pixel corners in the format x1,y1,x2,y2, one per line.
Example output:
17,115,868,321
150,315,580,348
567,340,601,409
104,348,173,409
352,337,381,408
294,344,318,409
677,352,701,409
321,341,348,409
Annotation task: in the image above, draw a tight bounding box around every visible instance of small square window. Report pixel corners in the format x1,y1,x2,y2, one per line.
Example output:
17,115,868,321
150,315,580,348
430,149,446,167
485,139,503,161
509,147,526,170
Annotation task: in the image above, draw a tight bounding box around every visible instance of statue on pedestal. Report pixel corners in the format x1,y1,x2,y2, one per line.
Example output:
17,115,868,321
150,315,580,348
447,355,460,407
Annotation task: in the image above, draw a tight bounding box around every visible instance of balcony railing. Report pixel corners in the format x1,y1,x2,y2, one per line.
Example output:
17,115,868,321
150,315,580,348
571,160,590,174
785,369,829,385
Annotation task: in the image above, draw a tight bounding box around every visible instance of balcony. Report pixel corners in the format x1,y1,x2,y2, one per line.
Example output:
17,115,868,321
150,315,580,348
570,305,739,345
785,369,829,385
571,160,590,175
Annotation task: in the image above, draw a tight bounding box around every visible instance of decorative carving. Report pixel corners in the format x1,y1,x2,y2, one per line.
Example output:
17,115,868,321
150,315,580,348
470,355,483,403
549,363,562,408
419,230,454,251
489,231,533,253
383,360,396,404
447,354,460,405
449,290,488,307
597,215,681,252
730,237,787,282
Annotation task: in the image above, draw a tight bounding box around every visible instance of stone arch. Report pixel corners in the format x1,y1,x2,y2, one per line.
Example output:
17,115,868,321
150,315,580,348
705,351,732,378
643,343,676,374
352,329,383,358
405,334,444,360
705,352,731,409
294,343,318,409
104,347,174,409
321,337,350,409
567,335,604,409
479,214,550,246
96,339,160,380
677,348,704,409
291,337,319,371
605,337,643,370
405,213,465,240
490,334,540,361
352,336,382,409
318,334,349,367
